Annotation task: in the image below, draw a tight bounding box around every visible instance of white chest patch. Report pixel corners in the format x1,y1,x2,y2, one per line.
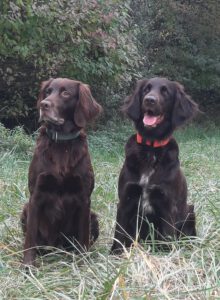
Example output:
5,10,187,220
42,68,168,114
139,170,155,214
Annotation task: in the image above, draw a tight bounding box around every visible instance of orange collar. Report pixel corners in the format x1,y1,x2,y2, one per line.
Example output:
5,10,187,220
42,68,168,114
136,133,171,148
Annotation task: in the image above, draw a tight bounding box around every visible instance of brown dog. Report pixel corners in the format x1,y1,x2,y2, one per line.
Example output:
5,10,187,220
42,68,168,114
111,77,198,253
21,78,102,265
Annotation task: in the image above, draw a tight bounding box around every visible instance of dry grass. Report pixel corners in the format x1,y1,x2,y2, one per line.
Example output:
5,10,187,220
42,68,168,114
0,122,220,299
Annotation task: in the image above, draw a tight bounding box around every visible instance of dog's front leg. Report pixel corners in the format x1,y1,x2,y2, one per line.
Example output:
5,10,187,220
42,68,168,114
23,198,39,266
111,206,134,254
148,185,176,239
78,202,90,251
111,182,142,254
160,213,176,239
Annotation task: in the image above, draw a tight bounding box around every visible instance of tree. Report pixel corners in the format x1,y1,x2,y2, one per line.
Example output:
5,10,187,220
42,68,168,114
131,0,220,113
0,0,141,128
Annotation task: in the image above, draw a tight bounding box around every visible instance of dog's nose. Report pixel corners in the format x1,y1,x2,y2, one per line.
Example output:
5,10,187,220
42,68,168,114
144,95,157,105
40,100,51,110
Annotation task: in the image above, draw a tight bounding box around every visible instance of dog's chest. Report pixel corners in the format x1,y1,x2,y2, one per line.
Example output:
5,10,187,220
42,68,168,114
139,169,155,214
46,144,79,175
139,153,157,214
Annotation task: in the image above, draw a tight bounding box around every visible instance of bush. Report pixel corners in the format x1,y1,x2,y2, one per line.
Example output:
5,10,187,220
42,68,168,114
131,0,220,113
0,0,141,129
0,122,34,154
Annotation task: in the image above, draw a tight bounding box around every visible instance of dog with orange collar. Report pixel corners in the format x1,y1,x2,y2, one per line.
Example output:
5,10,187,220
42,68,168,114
111,77,198,253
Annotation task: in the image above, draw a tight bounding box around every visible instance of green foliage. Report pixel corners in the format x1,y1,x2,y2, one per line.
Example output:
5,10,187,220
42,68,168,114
0,122,34,154
1,0,220,127
131,0,220,112
0,0,141,126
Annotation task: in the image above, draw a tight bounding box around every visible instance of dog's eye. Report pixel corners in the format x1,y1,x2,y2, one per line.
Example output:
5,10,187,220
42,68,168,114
161,86,168,93
62,90,70,97
45,88,52,97
144,84,152,93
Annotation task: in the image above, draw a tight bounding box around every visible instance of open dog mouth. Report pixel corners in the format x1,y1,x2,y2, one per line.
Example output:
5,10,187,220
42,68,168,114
143,110,164,128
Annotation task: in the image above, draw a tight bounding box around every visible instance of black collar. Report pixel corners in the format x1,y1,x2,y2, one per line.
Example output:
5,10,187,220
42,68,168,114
46,128,81,142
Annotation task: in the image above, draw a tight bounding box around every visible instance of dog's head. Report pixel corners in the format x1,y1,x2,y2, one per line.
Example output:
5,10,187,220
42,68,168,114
123,77,198,139
37,78,102,129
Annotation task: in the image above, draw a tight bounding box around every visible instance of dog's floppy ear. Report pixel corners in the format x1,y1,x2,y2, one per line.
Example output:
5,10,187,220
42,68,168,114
37,79,53,108
74,83,102,128
172,82,198,128
122,79,146,121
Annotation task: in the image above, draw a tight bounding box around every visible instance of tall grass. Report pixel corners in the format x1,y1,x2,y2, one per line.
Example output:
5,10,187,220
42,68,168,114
0,122,220,299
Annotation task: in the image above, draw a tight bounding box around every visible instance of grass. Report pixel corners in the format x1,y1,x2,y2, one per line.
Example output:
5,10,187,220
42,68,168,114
0,121,220,299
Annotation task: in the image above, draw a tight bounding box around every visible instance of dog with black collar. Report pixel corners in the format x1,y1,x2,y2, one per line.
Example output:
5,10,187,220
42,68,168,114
21,78,102,266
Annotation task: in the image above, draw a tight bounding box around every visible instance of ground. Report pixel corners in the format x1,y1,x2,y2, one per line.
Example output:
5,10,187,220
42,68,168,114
0,122,220,299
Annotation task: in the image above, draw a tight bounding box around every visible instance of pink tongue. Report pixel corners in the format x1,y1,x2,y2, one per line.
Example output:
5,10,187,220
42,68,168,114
143,114,158,126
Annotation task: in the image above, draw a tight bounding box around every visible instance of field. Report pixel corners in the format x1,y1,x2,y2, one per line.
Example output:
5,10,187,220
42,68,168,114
0,122,220,299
